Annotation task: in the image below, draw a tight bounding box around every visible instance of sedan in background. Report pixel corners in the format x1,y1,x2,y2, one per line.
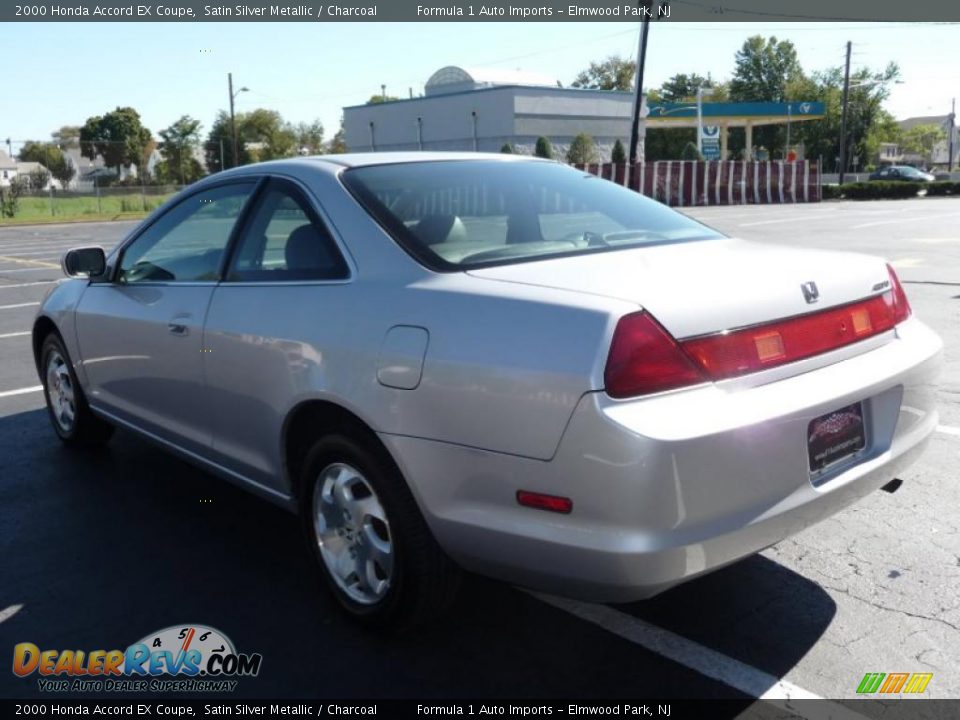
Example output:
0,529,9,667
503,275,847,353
869,165,936,182
36,154,942,627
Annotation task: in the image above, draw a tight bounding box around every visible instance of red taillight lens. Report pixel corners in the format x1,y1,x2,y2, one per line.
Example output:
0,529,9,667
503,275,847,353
886,263,912,324
604,311,706,398
516,490,573,514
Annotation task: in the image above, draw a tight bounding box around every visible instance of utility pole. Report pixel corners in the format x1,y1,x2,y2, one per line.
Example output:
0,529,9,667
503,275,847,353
838,41,852,185
629,1,655,168
229,72,238,168
949,97,956,173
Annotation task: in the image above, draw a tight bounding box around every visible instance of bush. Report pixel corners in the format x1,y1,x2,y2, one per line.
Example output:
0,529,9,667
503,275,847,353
680,142,704,161
821,184,842,200
500,143,514,154
924,181,960,196
567,132,599,164
611,139,627,164
534,136,553,159
829,181,923,200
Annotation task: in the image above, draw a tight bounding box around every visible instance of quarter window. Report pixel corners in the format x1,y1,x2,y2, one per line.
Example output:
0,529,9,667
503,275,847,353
118,183,256,284
226,183,348,282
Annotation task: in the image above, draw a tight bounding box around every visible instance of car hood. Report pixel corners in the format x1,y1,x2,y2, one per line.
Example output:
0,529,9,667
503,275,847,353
466,238,893,339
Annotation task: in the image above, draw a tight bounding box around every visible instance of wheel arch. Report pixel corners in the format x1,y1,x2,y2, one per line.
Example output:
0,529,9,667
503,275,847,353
32,315,59,374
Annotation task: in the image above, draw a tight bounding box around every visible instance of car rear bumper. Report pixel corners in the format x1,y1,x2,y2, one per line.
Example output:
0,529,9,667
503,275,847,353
381,317,942,602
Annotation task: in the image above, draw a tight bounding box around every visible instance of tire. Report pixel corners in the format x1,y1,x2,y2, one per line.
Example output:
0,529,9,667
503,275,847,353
299,433,461,629
40,333,114,447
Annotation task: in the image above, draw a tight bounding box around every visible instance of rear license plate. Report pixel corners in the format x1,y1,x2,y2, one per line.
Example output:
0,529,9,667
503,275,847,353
808,402,866,475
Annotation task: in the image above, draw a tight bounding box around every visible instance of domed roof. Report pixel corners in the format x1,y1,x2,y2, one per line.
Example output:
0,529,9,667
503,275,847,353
424,65,559,96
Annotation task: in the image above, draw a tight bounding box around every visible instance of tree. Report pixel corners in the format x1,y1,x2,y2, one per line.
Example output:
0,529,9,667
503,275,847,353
729,36,804,103
534,136,553,159
327,120,347,154
660,73,715,102
51,126,80,149
681,142,704,161
18,141,74,188
28,166,51,189
500,143,514,154
204,111,248,171
567,133,599,164
900,124,946,165
571,55,636,91
158,115,205,185
611,139,627,164
295,120,325,155
79,107,152,177
241,108,297,162
367,94,401,104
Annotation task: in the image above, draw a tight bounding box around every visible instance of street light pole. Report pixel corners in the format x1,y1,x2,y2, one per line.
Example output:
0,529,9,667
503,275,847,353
838,41,852,184
228,73,249,168
629,2,655,166
949,97,956,173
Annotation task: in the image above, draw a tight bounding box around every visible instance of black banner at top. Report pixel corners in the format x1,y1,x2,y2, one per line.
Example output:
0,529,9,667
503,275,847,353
4,0,960,22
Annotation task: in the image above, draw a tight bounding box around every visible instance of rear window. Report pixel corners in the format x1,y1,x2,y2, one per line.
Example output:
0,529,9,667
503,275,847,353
341,160,724,270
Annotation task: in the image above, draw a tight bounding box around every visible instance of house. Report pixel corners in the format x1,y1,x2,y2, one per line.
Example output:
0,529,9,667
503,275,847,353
897,114,958,169
0,150,16,187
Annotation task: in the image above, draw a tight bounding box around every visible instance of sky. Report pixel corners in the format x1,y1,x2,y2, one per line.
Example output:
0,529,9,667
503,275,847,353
2,21,958,154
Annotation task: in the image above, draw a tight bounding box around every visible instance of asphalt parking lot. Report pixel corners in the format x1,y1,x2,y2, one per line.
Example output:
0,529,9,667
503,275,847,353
0,198,958,711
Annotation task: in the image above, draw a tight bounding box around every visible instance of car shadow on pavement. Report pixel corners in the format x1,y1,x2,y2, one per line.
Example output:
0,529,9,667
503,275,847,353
0,408,828,706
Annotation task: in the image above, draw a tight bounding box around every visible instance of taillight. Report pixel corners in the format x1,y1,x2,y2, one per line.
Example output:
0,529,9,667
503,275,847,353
604,311,706,398
886,263,912,324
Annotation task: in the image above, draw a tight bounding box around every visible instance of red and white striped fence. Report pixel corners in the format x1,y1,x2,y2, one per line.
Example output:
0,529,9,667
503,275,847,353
574,160,822,207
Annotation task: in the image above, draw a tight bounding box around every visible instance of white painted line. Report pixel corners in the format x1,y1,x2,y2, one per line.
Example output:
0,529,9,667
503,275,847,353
739,216,813,227
0,385,42,398
0,604,23,624
0,331,30,339
0,280,60,289
530,593,869,718
852,211,960,230
0,302,39,310
0,267,58,274
937,424,960,437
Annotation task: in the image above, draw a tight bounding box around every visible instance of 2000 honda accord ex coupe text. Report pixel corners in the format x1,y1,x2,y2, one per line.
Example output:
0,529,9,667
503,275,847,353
35,153,942,627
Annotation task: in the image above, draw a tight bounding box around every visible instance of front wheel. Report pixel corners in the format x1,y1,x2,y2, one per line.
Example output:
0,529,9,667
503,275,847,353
300,434,460,628
40,333,113,446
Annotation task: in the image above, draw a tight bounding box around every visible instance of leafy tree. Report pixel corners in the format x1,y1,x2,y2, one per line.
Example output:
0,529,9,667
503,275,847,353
0,178,26,217
534,136,553,159
28,166,51,189
660,73,715,102
567,133,599,164
645,129,696,161
729,36,804,102
18,141,74,188
681,142,704,161
327,120,347,154
572,55,636,91
204,111,248,171
295,120,325,155
900,124,946,165
500,143,514,154
158,115,205,185
611,139,627,164
51,125,80,149
79,107,152,176
241,108,297,161
367,94,401,104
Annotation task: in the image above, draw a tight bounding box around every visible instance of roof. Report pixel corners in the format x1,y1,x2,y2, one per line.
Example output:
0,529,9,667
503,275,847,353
898,115,952,131
0,150,16,170
16,161,48,173
425,65,558,96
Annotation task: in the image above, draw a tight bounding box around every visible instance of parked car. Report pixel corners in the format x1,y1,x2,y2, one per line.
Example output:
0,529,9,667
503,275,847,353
36,154,942,627
869,165,935,182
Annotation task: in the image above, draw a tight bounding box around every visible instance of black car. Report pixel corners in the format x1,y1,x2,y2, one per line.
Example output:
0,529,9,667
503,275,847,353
869,165,935,182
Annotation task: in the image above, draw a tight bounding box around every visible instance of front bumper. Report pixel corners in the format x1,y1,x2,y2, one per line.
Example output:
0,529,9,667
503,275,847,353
381,317,943,602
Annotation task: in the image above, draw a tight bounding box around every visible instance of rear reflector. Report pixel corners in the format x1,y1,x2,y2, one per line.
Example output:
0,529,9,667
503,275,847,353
605,265,914,398
516,490,573,514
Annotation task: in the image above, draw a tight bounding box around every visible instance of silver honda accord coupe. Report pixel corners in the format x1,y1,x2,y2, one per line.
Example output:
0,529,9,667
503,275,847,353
35,153,942,626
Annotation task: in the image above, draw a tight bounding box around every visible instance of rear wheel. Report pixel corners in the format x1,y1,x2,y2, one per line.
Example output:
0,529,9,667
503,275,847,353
40,333,113,446
300,433,460,628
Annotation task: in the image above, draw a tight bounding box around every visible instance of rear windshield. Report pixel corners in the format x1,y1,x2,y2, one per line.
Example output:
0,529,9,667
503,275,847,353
341,160,725,271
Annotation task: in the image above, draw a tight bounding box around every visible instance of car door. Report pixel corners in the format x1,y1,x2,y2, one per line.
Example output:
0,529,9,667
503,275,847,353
75,180,259,453
201,178,352,494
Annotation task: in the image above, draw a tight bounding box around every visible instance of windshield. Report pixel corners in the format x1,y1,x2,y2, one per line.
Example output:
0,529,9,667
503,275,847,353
342,160,725,270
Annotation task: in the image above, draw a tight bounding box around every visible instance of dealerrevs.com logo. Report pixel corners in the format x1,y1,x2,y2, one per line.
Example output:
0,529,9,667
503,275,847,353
12,625,262,693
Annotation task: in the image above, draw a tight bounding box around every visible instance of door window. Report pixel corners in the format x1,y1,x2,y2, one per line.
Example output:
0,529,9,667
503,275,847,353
226,183,349,282
118,182,256,283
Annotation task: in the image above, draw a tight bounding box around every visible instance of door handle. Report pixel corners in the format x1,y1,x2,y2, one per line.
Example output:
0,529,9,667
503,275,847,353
168,323,189,336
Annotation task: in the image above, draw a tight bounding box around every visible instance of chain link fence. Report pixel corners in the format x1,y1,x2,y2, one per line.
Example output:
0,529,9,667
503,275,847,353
1,185,185,223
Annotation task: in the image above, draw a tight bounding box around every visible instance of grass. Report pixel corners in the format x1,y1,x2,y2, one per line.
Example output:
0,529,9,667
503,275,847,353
0,192,175,226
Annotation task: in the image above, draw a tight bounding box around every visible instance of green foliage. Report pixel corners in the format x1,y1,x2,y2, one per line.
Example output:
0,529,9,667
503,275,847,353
644,128,697,160
327,118,347,154
0,177,26,217
821,184,842,200
80,107,152,174
730,36,804,102
19,141,74,188
367,94,401,104
611,139,627,164
51,126,80,149
500,143,514,154
834,181,922,200
681,142,704,161
567,133,599,164
534,136,553,159
28,167,51,189
571,55,636,91
923,181,960,196
660,73,716,102
900,124,947,163
295,120,325,155
158,115,205,185
205,111,248,171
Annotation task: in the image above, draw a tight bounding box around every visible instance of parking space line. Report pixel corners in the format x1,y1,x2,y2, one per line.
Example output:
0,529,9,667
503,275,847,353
531,592,869,717
937,424,960,437
0,255,60,269
0,267,59,274
738,216,815,228
0,331,30,339
0,302,40,310
0,281,60,289
0,385,41,399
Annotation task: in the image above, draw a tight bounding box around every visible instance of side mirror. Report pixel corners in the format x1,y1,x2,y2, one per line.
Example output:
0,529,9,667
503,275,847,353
61,247,107,278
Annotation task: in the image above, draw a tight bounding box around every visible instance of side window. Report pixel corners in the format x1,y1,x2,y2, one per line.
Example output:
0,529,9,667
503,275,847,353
226,183,348,282
119,183,256,284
